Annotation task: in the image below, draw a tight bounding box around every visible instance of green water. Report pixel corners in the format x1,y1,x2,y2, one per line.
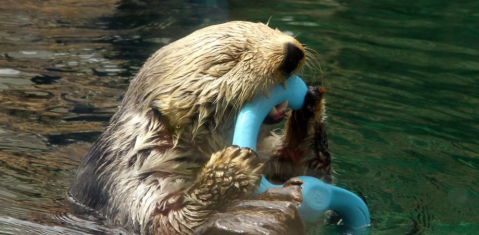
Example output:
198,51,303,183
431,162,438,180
0,0,478,234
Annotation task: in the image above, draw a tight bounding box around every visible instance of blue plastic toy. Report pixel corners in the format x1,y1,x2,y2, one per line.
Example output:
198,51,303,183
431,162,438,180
232,75,370,230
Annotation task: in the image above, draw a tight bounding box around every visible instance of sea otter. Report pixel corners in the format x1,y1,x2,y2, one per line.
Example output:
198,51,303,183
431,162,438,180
70,21,332,235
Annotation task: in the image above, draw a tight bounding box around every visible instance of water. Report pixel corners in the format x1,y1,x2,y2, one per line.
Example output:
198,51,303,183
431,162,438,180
0,0,478,234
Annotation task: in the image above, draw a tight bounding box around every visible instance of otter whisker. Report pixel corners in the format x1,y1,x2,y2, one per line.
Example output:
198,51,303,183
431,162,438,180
266,16,273,26
302,47,325,85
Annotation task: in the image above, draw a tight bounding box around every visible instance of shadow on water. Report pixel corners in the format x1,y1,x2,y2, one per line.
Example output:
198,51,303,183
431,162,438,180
0,0,478,234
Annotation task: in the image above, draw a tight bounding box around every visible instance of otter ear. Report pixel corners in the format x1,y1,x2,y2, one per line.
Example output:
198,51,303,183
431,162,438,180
149,99,167,122
150,100,162,111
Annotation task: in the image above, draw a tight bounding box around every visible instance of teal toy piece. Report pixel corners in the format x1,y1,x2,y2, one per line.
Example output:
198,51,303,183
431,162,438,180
232,75,308,150
232,75,370,230
256,176,370,229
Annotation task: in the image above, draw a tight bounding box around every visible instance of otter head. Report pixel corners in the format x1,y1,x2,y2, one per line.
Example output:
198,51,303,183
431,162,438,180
120,21,306,155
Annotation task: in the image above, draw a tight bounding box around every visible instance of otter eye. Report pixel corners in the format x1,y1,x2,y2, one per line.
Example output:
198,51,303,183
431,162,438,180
281,43,305,75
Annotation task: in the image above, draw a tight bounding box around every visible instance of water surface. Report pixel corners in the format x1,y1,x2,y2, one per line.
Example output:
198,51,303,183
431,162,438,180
0,0,478,234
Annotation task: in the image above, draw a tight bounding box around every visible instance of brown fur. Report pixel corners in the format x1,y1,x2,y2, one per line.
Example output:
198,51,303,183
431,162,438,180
70,21,330,234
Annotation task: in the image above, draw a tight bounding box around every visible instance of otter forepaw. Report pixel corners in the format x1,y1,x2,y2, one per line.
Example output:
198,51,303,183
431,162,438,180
208,146,262,193
187,146,262,208
283,86,325,143
300,86,325,117
255,178,303,205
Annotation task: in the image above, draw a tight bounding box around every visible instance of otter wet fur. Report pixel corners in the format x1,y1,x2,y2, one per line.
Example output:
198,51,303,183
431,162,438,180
70,21,332,235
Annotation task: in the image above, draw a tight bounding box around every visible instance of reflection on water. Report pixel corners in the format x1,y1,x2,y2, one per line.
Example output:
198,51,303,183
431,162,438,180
0,0,478,234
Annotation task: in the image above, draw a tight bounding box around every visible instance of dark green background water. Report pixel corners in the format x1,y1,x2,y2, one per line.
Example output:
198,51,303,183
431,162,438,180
0,0,478,234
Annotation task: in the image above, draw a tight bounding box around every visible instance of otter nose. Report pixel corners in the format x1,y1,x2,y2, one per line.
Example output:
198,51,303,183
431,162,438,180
281,43,305,74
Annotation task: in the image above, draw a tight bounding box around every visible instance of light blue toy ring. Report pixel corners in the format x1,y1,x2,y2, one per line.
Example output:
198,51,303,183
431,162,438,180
232,75,371,230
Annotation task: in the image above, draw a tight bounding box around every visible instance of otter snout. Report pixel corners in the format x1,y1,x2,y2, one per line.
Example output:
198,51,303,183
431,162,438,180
281,43,305,74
